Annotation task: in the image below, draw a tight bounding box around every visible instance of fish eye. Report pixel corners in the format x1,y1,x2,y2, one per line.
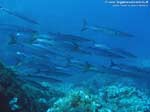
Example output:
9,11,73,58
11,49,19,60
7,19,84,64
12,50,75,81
16,32,21,36
16,51,21,55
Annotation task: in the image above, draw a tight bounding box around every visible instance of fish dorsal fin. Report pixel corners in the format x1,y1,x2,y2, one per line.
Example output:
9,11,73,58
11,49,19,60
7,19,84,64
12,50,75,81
83,62,92,72
110,60,116,68
72,42,80,51
81,19,88,32
83,19,88,27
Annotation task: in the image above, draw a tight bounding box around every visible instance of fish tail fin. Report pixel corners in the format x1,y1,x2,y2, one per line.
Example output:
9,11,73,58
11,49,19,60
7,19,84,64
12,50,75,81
72,42,80,50
83,67,89,73
110,60,116,68
81,19,88,32
82,62,90,72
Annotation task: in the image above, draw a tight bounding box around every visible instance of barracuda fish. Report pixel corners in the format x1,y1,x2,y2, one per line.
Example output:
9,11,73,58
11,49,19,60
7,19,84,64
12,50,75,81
14,51,43,67
66,58,100,73
15,51,58,66
31,43,65,57
14,64,72,80
15,46,51,61
16,76,49,90
82,62,100,72
33,38,55,46
67,42,91,55
57,41,91,55
66,58,84,68
94,43,137,59
112,48,137,58
13,42,65,60
25,80,49,90
49,32,93,43
32,33,56,44
7,32,38,46
0,6,39,25
66,58,92,70
7,33,40,45
81,20,134,38
110,60,150,75
99,65,145,79
88,46,125,59
14,52,73,77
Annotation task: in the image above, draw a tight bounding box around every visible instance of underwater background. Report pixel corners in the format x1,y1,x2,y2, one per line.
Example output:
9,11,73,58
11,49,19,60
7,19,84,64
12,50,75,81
0,0,150,112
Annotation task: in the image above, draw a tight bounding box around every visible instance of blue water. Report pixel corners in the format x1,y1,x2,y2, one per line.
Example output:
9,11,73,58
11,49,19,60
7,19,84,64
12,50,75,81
1,0,150,55
0,0,149,75
0,0,150,99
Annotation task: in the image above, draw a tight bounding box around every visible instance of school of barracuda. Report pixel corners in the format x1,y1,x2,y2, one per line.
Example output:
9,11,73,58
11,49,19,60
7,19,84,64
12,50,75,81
0,5,150,112
0,5,150,85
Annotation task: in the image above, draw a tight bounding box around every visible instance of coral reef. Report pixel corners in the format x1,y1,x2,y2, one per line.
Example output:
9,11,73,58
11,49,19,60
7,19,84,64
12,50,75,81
47,89,100,112
99,85,150,112
49,85,150,112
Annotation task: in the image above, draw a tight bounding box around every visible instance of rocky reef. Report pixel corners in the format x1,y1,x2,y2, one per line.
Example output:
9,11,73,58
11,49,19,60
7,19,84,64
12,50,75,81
47,89,100,112
48,85,150,112
0,62,64,112
98,85,150,112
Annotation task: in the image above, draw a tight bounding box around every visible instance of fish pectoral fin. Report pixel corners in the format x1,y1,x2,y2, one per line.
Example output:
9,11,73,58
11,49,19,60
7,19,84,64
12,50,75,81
82,67,90,73
81,19,88,32
110,60,116,68
82,62,92,72
81,27,88,32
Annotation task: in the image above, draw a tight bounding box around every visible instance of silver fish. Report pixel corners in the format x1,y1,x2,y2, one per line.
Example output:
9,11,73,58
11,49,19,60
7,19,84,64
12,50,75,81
112,48,137,58
88,46,125,59
81,19,134,38
0,6,39,25
49,32,93,43
110,60,150,75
